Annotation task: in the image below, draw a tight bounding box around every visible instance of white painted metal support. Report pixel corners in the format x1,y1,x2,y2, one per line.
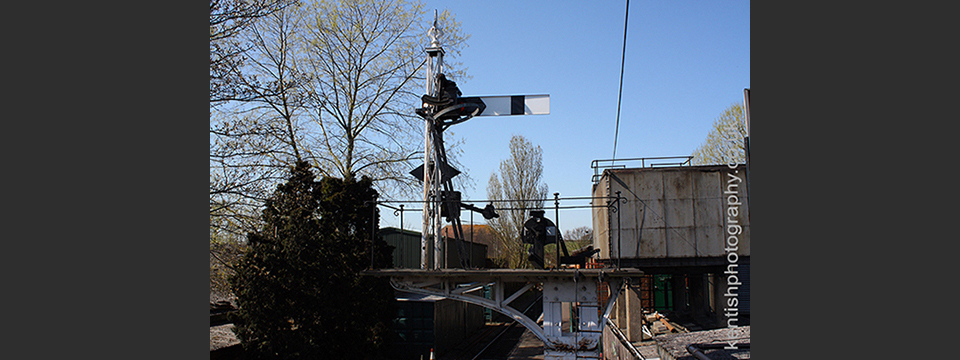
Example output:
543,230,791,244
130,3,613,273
601,281,625,325
452,283,486,295
365,268,641,360
422,12,444,270
504,283,535,306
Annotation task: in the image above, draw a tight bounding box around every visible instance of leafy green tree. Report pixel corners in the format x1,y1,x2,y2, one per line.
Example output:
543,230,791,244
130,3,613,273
486,135,549,269
691,102,746,165
230,161,395,359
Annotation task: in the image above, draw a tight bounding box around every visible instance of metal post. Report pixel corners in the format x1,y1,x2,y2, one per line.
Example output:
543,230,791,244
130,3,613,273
371,199,377,269
554,192,560,268
399,204,405,269
470,209,474,269
429,18,447,270
422,15,443,270
421,84,432,270
616,190,622,269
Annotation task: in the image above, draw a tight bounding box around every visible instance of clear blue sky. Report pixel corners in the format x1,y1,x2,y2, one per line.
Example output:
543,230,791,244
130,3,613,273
383,0,750,231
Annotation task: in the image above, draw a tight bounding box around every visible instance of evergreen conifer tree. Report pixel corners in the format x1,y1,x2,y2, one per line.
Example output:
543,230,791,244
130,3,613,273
231,161,395,359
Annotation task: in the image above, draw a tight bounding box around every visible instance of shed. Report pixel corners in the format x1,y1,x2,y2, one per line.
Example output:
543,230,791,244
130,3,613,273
381,227,487,269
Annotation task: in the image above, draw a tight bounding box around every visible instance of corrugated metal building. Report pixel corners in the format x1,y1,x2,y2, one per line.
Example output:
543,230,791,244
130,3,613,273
593,165,750,327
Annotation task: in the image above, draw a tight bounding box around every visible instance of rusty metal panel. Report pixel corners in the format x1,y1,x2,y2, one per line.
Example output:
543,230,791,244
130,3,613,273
647,197,667,229
662,170,694,200
592,182,610,259
693,168,724,257
694,200,724,257
630,172,666,231
616,198,639,237
665,227,697,257
594,165,750,260
694,170,724,230
693,197,723,234
609,228,638,259
639,228,667,258
737,223,751,256
634,170,664,201
664,199,695,228
696,226,724,256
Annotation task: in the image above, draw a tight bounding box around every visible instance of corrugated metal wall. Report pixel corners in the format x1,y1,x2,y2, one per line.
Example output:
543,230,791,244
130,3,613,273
381,228,423,269
380,227,488,269
442,238,487,269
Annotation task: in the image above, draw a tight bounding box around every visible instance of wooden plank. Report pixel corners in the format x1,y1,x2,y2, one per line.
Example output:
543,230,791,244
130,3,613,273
660,318,676,332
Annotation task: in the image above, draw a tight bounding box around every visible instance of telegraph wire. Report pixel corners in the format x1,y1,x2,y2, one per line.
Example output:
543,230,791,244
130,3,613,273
611,0,630,162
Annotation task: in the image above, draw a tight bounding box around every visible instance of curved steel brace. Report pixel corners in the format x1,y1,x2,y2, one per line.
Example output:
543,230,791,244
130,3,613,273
389,278,550,346
388,276,628,354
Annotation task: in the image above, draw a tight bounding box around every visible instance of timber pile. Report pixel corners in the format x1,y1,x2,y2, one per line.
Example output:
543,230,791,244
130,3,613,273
644,311,688,337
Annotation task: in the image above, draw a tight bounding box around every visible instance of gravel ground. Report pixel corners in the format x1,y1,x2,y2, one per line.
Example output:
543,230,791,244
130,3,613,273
210,324,240,351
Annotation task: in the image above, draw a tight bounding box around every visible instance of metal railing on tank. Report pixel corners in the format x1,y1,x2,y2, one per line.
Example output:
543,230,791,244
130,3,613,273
591,156,693,184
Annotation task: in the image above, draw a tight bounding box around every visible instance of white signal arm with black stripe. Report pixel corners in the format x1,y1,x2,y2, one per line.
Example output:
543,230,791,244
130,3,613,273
476,94,550,116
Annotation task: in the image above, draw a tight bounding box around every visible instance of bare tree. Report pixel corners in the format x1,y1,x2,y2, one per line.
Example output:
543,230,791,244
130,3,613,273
486,135,549,269
299,0,469,195
691,102,746,165
564,226,593,250
210,1,299,286
539,226,593,268
210,0,297,105
210,6,311,238
210,0,470,238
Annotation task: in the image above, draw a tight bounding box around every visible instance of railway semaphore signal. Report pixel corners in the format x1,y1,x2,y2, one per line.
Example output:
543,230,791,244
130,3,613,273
415,12,549,269
367,14,644,360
